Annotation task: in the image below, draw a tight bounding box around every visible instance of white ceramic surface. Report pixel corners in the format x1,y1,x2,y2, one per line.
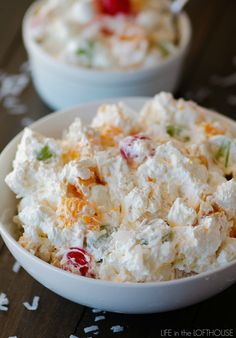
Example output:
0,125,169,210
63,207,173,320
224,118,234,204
1,98,236,314
22,1,192,110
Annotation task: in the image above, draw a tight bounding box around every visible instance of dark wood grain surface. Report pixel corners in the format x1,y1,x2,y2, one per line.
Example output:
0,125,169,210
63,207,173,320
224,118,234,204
0,1,236,337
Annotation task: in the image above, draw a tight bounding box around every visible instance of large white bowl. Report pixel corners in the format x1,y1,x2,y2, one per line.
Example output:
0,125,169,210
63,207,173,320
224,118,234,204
1,98,236,314
22,1,191,110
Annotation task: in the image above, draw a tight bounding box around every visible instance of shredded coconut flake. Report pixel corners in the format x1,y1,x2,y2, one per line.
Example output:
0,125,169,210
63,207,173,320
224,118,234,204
95,315,106,322
111,325,124,333
0,73,29,99
84,325,99,334
211,73,236,87
0,293,9,311
12,261,21,273
23,296,40,311
3,96,28,115
0,61,30,115
21,117,35,127
92,308,102,313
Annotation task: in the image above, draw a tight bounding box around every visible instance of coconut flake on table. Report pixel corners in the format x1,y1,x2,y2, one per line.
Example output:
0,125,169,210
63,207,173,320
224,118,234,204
3,97,28,115
69,335,79,338
23,296,40,311
21,117,35,127
92,308,103,313
0,72,29,99
0,61,30,115
211,72,236,87
8,336,18,338
0,292,9,311
12,261,21,273
210,55,236,88
111,325,124,333
84,325,99,333
94,315,106,322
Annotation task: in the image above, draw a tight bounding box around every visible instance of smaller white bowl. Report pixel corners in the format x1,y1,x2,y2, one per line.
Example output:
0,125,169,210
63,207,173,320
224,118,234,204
1,98,236,314
22,1,192,110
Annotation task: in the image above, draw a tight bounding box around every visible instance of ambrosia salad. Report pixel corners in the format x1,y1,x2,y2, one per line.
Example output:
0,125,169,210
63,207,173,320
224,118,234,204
29,0,179,70
6,93,236,282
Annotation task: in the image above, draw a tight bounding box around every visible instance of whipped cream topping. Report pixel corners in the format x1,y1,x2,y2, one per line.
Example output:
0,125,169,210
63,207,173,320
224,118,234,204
29,0,179,70
6,93,236,282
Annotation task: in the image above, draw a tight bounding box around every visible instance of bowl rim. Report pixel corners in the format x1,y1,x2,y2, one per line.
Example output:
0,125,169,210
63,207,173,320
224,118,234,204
1,96,236,288
22,0,192,78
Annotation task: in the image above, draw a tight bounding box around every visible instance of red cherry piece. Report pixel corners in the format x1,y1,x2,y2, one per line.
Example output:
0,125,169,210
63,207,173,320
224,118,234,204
100,26,114,36
79,265,89,276
97,0,132,16
120,135,152,162
120,147,129,160
67,247,90,276
133,135,150,141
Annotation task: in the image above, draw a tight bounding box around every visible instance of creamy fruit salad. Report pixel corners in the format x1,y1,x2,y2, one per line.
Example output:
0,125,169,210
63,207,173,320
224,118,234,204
6,93,236,282
29,0,180,70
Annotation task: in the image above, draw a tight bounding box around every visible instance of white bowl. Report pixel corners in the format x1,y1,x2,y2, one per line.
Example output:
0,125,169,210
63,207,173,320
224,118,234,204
1,98,236,314
22,1,191,110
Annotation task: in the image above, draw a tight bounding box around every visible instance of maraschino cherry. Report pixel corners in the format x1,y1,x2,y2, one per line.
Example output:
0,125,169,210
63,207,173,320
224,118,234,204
96,0,132,16
67,247,91,276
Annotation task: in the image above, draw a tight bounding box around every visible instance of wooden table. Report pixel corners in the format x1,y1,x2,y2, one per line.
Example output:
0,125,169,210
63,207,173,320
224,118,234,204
0,1,236,337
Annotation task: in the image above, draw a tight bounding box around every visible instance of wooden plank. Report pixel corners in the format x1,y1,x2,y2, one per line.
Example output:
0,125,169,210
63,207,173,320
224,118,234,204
147,307,199,337
74,307,149,337
72,303,199,337
0,236,4,250
0,246,83,338
180,0,236,118
179,0,232,94
0,0,33,66
193,284,236,328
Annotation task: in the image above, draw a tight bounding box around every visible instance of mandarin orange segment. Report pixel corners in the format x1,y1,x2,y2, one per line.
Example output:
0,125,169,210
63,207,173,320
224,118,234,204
78,176,96,186
58,195,102,230
204,123,225,136
100,126,122,147
147,176,156,183
82,215,101,231
58,197,87,227
132,0,145,12
62,149,80,164
119,33,145,41
67,183,83,198
198,155,208,167
230,225,236,238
